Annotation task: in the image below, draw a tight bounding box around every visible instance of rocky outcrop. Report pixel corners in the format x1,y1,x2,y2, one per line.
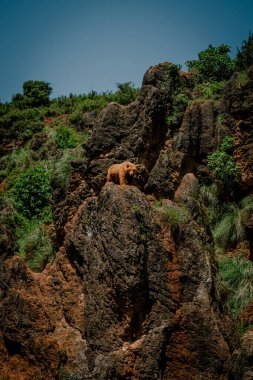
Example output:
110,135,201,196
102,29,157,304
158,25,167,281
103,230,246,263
0,252,87,380
84,62,179,191
2,62,253,379
146,99,221,197
63,183,238,379
229,330,253,380
0,182,238,379
224,66,253,191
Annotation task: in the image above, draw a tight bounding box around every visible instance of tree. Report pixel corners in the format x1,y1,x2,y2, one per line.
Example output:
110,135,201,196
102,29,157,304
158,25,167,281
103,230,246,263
236,32,253,70
186,44,235,83
12,80,52,108
9,166,52,219
23,80,52,107
207,136,240,193
113,82,140,105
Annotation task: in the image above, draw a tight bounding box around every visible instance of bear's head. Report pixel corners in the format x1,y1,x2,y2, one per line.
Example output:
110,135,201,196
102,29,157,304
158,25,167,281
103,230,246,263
125,162,137,177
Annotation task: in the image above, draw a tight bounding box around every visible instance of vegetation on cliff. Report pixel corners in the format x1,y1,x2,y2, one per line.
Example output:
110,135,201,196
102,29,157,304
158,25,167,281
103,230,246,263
0,35,253,378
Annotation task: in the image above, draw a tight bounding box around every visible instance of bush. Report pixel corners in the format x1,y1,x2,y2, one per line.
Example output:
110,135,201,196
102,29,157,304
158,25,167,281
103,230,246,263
9,166,52,219
0,195,18,255
236,32,253,70
158,204,187,233
214,203,244,250
23,80,52,107
219,255,253,317
199,184,219,225
0,107,44,140
213,195,253,251
113,82,140,105
51,151,75,192
186,44,235,83
17,219,54,272
166,89,190,127
207,137,240,189
195,81,226,100
55,127,78,149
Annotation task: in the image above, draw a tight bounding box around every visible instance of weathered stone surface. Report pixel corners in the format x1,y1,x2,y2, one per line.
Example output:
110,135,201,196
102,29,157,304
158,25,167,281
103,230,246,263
2,62,253,379
229,330,253,380
146,99,219,197
0,252,88,380
224,66,253,191
62,183,237,379
84,62,178,191
174,172,199,201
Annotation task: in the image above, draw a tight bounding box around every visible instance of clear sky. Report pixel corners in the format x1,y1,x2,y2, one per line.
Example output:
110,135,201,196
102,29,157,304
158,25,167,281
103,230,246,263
0,0,252,102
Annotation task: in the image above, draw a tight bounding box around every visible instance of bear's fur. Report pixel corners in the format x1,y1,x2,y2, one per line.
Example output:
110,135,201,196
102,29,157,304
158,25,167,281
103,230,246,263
106,161,137,185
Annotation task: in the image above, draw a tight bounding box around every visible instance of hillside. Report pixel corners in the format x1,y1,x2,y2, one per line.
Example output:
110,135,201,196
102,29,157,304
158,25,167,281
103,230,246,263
0,45,253,379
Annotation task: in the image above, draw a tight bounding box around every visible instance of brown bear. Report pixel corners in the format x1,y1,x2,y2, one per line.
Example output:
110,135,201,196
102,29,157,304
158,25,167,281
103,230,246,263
106,161,137,185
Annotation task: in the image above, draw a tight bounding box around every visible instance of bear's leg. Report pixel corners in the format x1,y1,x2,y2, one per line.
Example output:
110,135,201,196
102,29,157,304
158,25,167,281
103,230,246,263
106,172,112,182
119,169,126,185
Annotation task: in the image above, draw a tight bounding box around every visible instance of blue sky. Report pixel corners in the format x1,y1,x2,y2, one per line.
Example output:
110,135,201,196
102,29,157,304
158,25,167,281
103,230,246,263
0,0,252,102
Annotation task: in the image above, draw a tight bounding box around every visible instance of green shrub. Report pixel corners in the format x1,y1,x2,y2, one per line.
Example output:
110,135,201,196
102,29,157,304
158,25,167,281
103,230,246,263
236,32,253,70
214,203,244,250
199,184,219,225
0,107,44,141
166,89,190,127
17,219,54,272
112,82,140,105
213,196,253,251
0,195,18,255
55,127,78,149
219,255,253,317
186,44,235,83
195,81,226,100
9,166,52,219
51,151,75,192
207,137,240,188
159,204,187,232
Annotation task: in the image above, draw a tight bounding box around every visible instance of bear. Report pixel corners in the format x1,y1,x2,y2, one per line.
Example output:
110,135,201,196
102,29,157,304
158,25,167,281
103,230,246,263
106,161,137,185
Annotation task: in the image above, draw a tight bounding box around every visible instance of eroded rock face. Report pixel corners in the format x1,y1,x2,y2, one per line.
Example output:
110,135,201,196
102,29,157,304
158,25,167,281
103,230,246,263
0,252,88,380
84,62,179,191
224,66,253,191
62,183,237,379
146,99,219,197
2,62,252,379
0,182,238,379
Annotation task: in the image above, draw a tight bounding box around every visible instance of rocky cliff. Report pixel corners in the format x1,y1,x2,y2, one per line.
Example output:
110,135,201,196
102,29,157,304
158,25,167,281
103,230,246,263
0,62,253,379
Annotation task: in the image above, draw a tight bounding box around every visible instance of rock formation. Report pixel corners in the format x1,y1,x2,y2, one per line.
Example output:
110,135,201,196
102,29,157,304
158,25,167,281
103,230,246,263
1,62,253,379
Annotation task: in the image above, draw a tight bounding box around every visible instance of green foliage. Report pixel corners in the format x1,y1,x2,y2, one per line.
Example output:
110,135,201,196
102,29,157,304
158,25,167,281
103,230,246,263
159,204,187,231
0,145,34,185
55,127,78,149
9,166,52,219
0,195,18,254
17,218,54,272
214,203,244,251
195,81,226,100
0,107,44,140
166,89,190,127
219,255,253,317
207,137,240,187
199,184,219,225
220,136,235,153
51,151,75,192
186,44,235,83
213,196,253,251
23,80,52,107
236,32,253,70
113,82,140,105
12,81,52,109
